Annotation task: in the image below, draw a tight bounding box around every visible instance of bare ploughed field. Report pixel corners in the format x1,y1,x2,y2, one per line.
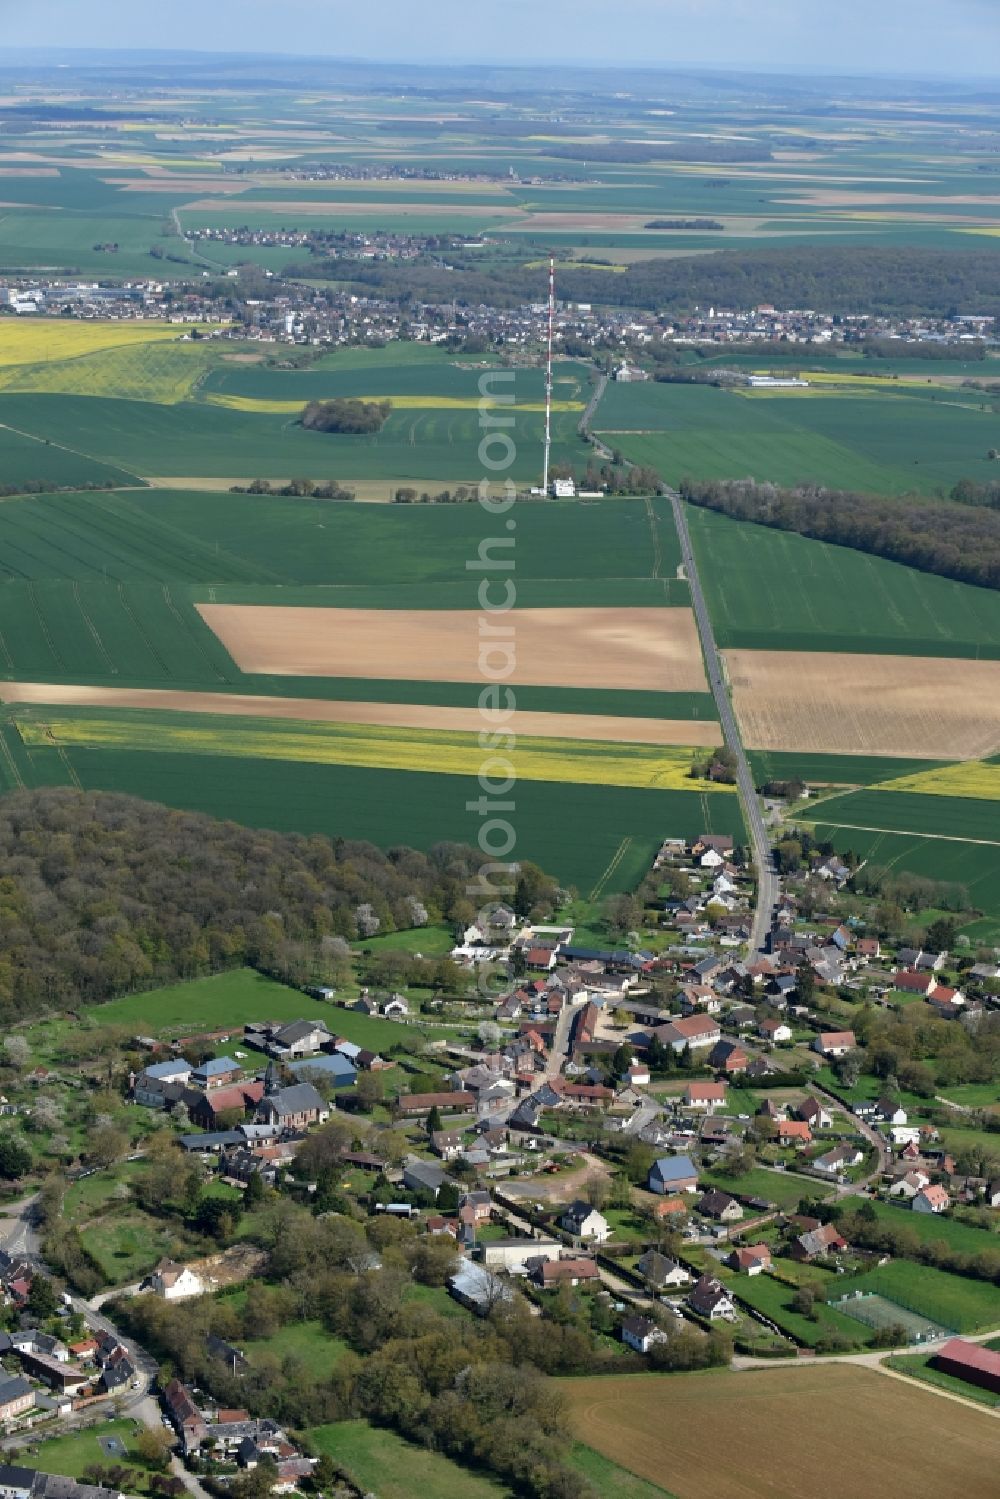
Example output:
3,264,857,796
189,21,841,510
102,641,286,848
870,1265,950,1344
0,682,720,749
726,650,1000,759
197,604,709,694
566,1365,999,1499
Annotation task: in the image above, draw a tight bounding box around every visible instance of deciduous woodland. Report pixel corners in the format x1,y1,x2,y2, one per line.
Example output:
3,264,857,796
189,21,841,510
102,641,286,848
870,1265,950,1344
680,477,1000,590
0,788,557,1019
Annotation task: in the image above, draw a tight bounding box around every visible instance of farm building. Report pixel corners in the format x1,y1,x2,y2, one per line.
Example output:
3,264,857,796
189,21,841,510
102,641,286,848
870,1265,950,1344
933,1338,1000,1395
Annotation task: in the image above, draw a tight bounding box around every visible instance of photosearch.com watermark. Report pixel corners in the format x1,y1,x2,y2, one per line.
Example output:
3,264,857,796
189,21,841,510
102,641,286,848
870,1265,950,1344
466,368,519,945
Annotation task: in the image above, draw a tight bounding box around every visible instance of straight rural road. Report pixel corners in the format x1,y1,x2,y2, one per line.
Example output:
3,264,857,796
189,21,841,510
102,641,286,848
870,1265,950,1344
669,492,779,953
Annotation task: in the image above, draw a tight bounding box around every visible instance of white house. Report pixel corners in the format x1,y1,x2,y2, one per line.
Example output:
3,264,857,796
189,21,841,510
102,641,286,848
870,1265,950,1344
913,1184,950,1214
621,1315,668,1354
146,1258,205,1300
560,1200,611,1242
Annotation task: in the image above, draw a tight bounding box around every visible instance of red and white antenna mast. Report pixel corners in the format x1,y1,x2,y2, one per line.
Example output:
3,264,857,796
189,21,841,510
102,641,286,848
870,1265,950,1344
542,254,555,494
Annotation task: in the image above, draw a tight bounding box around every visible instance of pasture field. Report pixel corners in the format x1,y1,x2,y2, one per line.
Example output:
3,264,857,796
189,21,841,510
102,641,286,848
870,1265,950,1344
309,1422,512,1499
726,650,1000,760
595,379,1000,496
688,506,1000,659
13,710,732,791
0,747,743,897
197,603,708,692
834,1262,1000,1336
564,1365,1000,1499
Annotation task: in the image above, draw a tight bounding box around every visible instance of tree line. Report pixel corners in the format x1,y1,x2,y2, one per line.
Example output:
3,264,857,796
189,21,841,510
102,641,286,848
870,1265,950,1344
679,476,1000,590
0,789,560,1022
284,246,1000,320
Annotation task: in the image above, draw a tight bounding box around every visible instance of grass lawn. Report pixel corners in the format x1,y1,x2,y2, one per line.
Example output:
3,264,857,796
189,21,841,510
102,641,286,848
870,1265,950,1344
71,969,448,1052
935,1084,1000,1111
84,1211,187,1286
887,1351,1000,1409
859,1198,1000,1257
404,1282,470,1319
25,1420,149,1485
723,1267,873,1347
701,1166,813,1211
243,1320,349,1376
85,969,337,1034
567,1442,677,1498
835,1261,1000,1335
354,925,455,956
309,1421,512,1499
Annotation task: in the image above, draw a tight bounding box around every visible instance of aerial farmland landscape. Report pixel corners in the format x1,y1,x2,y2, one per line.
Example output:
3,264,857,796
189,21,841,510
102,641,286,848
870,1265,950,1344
0,7,994,1499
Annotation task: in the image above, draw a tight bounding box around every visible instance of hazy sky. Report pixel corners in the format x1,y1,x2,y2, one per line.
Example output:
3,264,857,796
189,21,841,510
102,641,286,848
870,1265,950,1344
1,0,996,77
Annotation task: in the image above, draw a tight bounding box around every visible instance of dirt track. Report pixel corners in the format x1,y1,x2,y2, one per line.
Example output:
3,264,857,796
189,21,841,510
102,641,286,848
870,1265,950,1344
0,682,720,748
198,603,710,693
726,650,1000,759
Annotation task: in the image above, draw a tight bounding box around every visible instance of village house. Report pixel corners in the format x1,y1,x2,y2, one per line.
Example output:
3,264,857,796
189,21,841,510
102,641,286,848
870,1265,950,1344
812,1143,863,1175
777,1120,812,1149
683,1081,727,1112
796,1096,832,1129
621,1315,669,1354
143,1258,205,1300
913,1184,950,1214
697,1189,744,1223
559,1201,611,1242
687,1275,737,1321
191,1057,243,1090
655,1015,721,1053
133,1058,192,1107
728,1243,772,1275
790,1222,847,1261
0,1378,33,1423
398,1090,475,1116
812,1030,856,1058
635,1250,690,1290
890,1169,931,1200
533,1258,600,1289
757,1017,792,1044
708,1040,749,1075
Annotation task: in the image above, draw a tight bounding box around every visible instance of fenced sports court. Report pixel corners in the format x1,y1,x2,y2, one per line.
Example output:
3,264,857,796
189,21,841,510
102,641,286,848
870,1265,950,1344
831,1291,951,1344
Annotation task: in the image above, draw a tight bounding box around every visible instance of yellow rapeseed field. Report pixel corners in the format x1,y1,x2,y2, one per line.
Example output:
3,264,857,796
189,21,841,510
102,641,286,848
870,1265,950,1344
0,320,204,368
873,761,1000,799
0,339,216,404
17,714,733,793
204,393,585,415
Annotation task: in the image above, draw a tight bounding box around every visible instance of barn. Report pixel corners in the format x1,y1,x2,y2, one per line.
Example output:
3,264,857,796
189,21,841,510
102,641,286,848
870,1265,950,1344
932,1337,1000,1395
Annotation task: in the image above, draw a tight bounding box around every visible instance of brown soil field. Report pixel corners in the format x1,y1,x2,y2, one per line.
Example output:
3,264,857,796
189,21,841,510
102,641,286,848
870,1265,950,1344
0,682,720,748
197,604,709,693
725,650,1000,759
565,1365,999,1499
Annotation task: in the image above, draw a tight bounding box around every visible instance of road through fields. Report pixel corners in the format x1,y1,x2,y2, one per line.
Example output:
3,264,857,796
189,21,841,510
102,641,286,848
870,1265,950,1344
670,491,778,952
